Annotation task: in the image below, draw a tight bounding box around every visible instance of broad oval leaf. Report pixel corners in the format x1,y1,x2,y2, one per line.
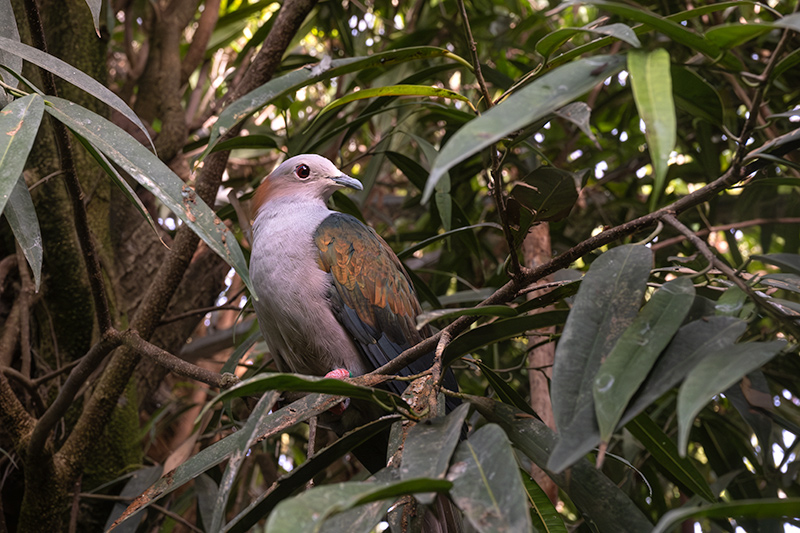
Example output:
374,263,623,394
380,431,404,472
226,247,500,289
400,403,470,504
423,54,625,202
676,340,786,456
469,396,653,533
509,166,580,224
0,94,44,215
593,276,695,442
5,177,42,291
628,48,676,208
548,316,747,473
550,244,652,433
449,424,532,533
43,96,255,295
0,37,152,147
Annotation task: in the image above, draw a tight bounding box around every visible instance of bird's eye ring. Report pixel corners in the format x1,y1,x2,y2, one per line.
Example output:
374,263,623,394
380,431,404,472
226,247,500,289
295,164,311,179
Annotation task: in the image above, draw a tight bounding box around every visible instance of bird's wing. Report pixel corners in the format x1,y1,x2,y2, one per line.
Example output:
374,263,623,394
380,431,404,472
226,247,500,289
313,213,434,389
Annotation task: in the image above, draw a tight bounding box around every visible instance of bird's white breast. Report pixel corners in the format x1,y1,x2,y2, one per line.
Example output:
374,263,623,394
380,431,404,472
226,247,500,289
250,197,365,376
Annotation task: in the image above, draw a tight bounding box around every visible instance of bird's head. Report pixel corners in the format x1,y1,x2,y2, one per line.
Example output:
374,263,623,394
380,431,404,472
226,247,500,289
252,154,362,215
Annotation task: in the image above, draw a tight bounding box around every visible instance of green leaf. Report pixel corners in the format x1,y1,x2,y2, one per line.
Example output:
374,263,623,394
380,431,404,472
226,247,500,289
536,23,640,59
594,277,695,442
628,49,676,209
206,46,463,157
265,478,452,533
521,471,567,533
397,224,501,260
43,97,255,296
475,360,539,418
548,317,747,472
0,0,21,90
553,102,601,146
5,177,42,291
774,12,800,33
0,94,44,216
210,389,282,532
424,54,625,202
585,1,737,70
108,391,282,530
314,84,471,124
203,372,410,417
72,133,165,248
469,396,653,533
443,310,569,367
626,413,715,502
677,341,786,456
83,0,101,36
449,424,532,533
223,417,401,533
0,37,152,148
753,253,800,275
400,403,469,504
651,499,800,533
671,65,723,126
509,167,579,224
551,245,652,433
416,304,517,329
102,466,164,533
705,23,773,49
211,134,279,153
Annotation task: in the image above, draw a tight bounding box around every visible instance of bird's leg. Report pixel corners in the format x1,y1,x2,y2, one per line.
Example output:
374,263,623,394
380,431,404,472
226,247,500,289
324,368,351,415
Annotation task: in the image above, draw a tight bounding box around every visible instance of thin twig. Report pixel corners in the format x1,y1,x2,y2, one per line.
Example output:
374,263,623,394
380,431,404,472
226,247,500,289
651,217,800,251
455,0,520,277
660,213,800,339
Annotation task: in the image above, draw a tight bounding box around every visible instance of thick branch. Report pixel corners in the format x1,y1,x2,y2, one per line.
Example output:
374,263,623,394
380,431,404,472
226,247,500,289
180,0,221,85
23,0,113,335
0,371,35,453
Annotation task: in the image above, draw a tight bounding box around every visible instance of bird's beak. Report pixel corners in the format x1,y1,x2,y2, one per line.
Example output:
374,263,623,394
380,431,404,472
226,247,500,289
331,174,363,191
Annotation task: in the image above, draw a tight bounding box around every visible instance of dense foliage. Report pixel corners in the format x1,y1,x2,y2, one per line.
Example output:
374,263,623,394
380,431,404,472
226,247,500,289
1,0,799,531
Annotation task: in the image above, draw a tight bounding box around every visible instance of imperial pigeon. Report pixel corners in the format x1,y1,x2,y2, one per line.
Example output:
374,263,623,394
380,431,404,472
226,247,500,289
249,154,459,447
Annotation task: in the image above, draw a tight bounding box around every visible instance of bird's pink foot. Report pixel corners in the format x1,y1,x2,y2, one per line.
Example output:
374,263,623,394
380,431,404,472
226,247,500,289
324,368,351,415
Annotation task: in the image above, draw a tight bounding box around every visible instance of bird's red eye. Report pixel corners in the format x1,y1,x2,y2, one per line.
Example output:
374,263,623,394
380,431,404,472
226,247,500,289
295,164,311,179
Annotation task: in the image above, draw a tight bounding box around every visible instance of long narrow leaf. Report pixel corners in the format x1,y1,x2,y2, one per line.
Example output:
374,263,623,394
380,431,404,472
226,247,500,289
205,47,467,157
424,54,625,202
651,499,800,533
628,48,676,209
0,37,152,147
109,391,282,530
0,94,43,215
44,97,254,295
5,176,42,290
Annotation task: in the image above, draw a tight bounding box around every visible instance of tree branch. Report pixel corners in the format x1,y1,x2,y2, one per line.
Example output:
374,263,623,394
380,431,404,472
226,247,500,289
120,330,238,389
58,0,319,478
651,217,800,251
